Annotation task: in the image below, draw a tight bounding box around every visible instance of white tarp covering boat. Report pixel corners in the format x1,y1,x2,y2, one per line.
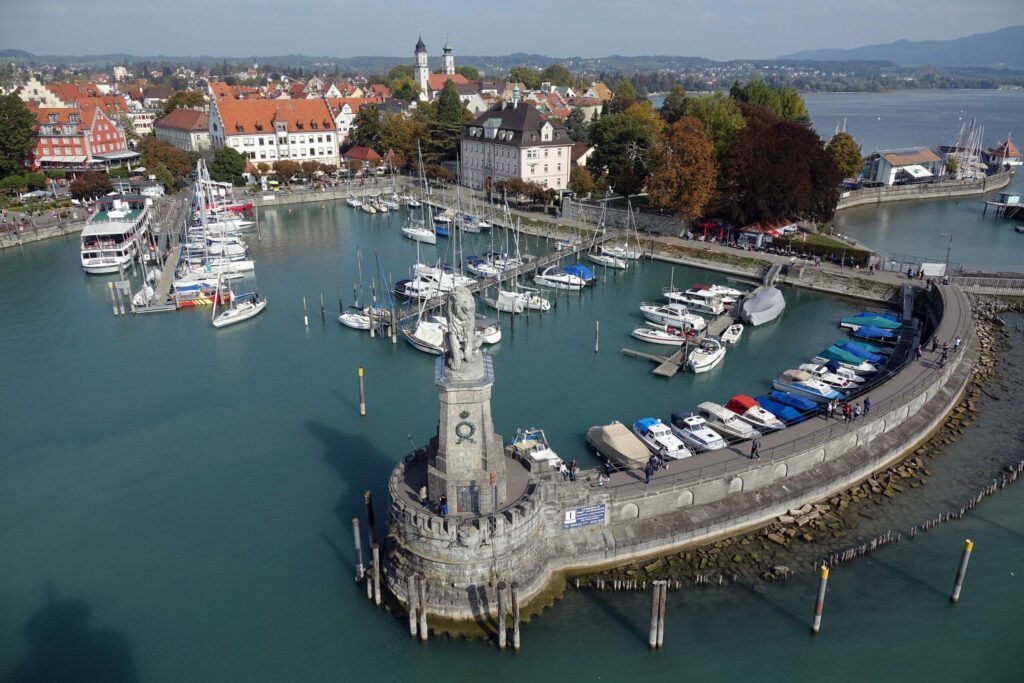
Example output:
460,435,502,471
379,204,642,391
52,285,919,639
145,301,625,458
741,286,785,326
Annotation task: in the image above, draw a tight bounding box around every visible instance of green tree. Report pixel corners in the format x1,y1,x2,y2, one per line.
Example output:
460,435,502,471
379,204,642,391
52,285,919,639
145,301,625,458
209,146,247,185
508,67,541,89
659,84,687,124
70,171,114,199
565,108,589,142
386,64,415,88
159,91,205,118
568,165,594,196
435,80,466,124
150,162,175,191
777,86,811,125
682,93,746,163
540,64,578,87
348,106,382,150
731,80,809,125
826,132,863,179
0,175,26,193
647,116,717,220
455,66,480,81
44,169,66,181
623,101,664,139
608,77,641,114
0,94,36,179
587,112,654,199
390,77,420,102
24,172,48,190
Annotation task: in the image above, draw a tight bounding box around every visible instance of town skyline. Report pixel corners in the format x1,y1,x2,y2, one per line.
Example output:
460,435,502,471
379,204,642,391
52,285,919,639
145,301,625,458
1,0,1020,61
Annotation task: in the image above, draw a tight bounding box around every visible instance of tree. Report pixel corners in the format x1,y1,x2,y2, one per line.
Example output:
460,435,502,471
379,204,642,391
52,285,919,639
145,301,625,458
159,91,205,118
70,171,113,199
540,64,578,87
348,106,382,150
390,77,420,102
455,66,480,81
385,64,414,87
508,67,541,89
0,94,36,179
0,175,26,193
659,84,687,124
727,119,841,225
107,110,139,143
379,113,423,164
138,136,191,183
608,77,641,114
682,93,746,163
777,86,811,125
569,165,594,196
44,169,66,181
300,160,322,177
565,108,589,142
274,160,301,181
623,101,664,139
827,132,863,179
24,172,48,191
647,117,717,220
150,162,175,192
730,80,810,125
435,80,466,124
256,162,272,176
587,112,655,199
347,159,363,177
209,147,247,185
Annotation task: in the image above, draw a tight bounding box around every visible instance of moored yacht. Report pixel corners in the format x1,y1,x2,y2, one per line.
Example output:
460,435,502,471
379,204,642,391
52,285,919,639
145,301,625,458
639,302,708,331
687,337,726,373
772,369,845,403
534,266,586,291
696,401,762,441
669,413,728,452
632,418,693,460
724,394,786,432
79,197,153,274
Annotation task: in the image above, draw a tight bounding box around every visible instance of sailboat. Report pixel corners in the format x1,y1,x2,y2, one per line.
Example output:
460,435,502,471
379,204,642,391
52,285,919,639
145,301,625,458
603,199,643,260
211,273,267,328
402,144,438,244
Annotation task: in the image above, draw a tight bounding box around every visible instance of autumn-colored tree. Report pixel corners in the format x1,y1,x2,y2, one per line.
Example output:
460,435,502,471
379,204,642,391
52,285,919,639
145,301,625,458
347,159,363,177
256,162,271,176
682,93,745,163
70,171,114,199
659,84,687,124
647,117,717,221
300,160,322,177
138,136,191,181
826,132,863,179
569,165,595,196
623,101,665,139
274,160,301,181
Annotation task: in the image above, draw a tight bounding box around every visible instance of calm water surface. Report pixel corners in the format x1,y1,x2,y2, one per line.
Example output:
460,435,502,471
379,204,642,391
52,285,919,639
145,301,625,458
2,92,1022,682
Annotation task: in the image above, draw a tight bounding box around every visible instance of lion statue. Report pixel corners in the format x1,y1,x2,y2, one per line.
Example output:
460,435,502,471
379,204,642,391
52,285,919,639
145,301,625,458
446,286,481,372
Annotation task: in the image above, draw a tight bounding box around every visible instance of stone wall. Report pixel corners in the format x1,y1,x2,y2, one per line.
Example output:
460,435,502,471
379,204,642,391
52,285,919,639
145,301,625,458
835,171,1012,211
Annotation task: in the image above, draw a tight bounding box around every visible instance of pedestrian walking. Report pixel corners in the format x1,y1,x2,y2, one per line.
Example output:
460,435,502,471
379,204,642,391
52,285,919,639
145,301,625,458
825,399,833,420
931,338,939,353
568,460,578,482
438,495,448,518
419,485,428,506
603,459,613,477
863,396,871,415
644,460,655,485
940,349,948,367
843,402,852,423
916,345,923,361
750,439,761,460
853,403,862,420
953,336,962,353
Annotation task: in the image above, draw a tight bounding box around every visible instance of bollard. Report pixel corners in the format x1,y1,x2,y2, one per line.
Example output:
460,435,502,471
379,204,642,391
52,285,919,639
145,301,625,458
352,517,364,581
358,367,367,416
950,539,974,603
595,320,600,353
364,490,377,547
656,580,667,648
511,581,521,651
108,281,119,315
418,574,428,641
407,574,419,637
303,297,309,327
391,310,398,344
371,543,381,607
648,580,661,648
812,565,829,634
320,291,325,322
497,581,507,649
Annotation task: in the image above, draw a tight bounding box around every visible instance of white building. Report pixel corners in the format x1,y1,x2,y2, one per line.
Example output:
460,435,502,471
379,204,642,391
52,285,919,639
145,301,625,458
208,98,340,167
154,108,210,152
861,147,943,186
459,94,573,191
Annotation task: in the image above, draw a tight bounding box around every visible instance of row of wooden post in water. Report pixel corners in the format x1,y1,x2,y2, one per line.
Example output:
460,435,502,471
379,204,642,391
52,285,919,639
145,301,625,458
350,489,524,647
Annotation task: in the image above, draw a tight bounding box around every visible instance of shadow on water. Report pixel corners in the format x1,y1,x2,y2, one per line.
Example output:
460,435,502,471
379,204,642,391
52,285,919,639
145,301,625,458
866,555,947,599
971,513,1024,544
580,589,648,645
3,583,139,683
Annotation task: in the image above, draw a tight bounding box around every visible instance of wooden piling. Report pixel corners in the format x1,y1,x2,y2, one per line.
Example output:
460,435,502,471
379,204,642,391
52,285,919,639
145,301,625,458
371,543,381,607
417,574,428,641
351,517,364,581
364,490,377,547
812,565,829,634
358,367,366,416
950,539,974,603
407,574,419,636
320,291,325,321
497,581,507,649
303,296,309,327
656,580,667,648
108,281,118,315
595,320,600,353
648,580,661,648
511,581,521,651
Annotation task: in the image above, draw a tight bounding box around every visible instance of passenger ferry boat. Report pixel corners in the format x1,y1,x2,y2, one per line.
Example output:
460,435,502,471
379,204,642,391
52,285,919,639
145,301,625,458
79,196,153,274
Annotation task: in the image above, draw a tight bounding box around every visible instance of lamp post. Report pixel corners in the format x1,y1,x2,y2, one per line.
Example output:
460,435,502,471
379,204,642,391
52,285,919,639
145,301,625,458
939,232,954,273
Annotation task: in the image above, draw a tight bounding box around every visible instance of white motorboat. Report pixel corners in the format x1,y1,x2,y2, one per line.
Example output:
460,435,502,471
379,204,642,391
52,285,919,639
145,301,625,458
132,284,156,307
508,428,563,470
401,220,437,245
413,263,477,293
639,302,708,332
687,337,726,373
664,287,726,315
772,369,845,404
339,310,372,330
800,362,865,384
632,418,693,460
534,266,586,291
207,242,248,261
346,195,363,208
724,395,786,432
696,402,762,441
812,354,877,375
587,250,628,269
798,363,858,388
433,210,453,224
631,325,690,346
554,237,581,252
741,286,785,326
465,256,503,278
669,413,728,452
602,244,642,260
721,323,744,344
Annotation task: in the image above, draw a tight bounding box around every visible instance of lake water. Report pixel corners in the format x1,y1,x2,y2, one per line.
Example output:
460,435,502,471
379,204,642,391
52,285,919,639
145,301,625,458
2,91,1023,682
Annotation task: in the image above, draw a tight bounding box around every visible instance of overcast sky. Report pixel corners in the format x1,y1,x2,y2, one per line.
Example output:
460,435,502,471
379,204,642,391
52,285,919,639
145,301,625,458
1,0,1019,60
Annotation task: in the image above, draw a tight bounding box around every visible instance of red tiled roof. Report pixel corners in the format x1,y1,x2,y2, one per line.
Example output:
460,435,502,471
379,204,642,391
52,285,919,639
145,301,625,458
344,146,382,162
427,73,469,91
367,84,390,98
214,98,335,135
570,142,592,162
155,108,209,131
989,139,1021,158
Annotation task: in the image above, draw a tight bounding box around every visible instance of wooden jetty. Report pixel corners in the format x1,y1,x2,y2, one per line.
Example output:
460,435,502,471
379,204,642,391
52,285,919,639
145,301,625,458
621,345,689,377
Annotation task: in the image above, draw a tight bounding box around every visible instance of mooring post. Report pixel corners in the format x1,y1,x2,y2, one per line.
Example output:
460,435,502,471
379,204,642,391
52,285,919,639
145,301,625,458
648,580,661,648
358,367,366,416
417,574,428,641
407,574,419,637
303,296,309,327
497,581,507,649
108,281,118,315
511,581,521,651
812,565,829,634
595,320,600,353
656,580,667,648
951,539,974,603
371,543,381,607
352,517,364,581
364,490,377,547
320,291,325,322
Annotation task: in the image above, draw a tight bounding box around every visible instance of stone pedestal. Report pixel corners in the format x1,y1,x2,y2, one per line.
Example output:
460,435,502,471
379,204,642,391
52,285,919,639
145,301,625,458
427,356,507,515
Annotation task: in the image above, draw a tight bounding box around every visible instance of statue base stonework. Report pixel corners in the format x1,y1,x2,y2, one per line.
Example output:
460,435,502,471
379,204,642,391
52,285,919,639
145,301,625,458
427,356,506,515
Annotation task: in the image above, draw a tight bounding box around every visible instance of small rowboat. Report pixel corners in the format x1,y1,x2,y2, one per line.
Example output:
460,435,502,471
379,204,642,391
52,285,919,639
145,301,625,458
721,323,744,344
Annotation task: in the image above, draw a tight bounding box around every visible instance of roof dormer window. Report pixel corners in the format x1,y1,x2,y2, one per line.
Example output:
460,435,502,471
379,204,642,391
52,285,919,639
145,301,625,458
311,120,318,129
48,113,58,123
297,121,304,130
69,113,79,123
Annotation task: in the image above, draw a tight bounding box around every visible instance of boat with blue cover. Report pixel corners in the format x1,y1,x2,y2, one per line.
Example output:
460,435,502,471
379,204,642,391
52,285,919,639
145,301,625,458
815,347,878,374
632,417,692,460
840,313,902,331
435,225,449,237
850,325,898,343
562,263,596,284
755,396,806,425
835,340,888,364
772,369,845,403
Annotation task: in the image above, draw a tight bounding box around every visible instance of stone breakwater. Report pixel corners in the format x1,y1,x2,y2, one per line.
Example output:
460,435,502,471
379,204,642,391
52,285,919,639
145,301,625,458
579,306,1013,590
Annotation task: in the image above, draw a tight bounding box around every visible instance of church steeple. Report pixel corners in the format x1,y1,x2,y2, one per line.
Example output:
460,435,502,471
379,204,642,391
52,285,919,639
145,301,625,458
442,37,455,76
414,32,430,101
415,33,426,54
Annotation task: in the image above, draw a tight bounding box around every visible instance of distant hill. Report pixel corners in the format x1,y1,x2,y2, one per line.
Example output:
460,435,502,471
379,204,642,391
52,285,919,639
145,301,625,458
780,26,1024,69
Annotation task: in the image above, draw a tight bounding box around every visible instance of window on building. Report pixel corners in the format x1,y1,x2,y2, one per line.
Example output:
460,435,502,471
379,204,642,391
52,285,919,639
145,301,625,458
557,148,562,156
48,114,58,123
544,149,548,158
529,164,536,174
544,165,548,173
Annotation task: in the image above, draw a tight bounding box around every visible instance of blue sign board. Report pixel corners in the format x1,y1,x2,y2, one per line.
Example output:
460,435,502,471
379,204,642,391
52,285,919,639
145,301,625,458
563,504,606,529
